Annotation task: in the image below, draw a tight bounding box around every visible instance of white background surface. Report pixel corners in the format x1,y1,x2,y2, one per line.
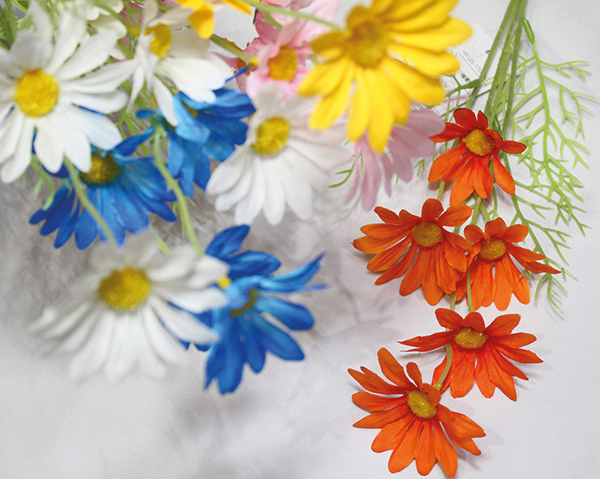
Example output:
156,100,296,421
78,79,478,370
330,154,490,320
1,0,600,478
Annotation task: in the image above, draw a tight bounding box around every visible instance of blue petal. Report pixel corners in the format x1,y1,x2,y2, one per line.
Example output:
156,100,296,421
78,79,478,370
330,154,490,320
74,208,99,249
205,225,250,258
112,129,154,157
249,310,304,361
39,188,75,235
254,296,314,331
227,251,281,279
257,254,325,293
30,185,70,224
239,317,265,373
54,202,81,248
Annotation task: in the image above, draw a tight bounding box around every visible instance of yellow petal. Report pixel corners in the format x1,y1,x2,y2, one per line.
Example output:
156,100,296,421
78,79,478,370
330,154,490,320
363,70,394,151
189,5,214,39
383,57,445,105
308,65,353,130
347,68,371,141
299,58,350,97
310,31,348,59
383,0,437,20
393,18,472,52
222,0,253,14
389,0,458,31
389,44,460,76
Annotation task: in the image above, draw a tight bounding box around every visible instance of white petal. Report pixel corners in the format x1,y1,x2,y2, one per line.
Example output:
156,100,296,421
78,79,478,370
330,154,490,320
159,57,223,102
0,112,25,164
206,147,251,195
46,10,86,74
1,118,34,182
123,232,160,268
0,49,21,77
57,31,117,81
152,77,177,126
150,298,217,343
66,106,121,151
10,32,50,70
142,305,188,364
127,64,145,110
28,1,52,45
145,248,196,283
69,314,115,381
34,117,65,173
31,295,95,337
234,158,266,224
91,244,126,272
262,161,286,225
190,256,229,288
65,60,135,94
55,307,102,353
57,108,93,171
63,90,127,114
135,318,167,377
103,315,137,380
279,160,313,219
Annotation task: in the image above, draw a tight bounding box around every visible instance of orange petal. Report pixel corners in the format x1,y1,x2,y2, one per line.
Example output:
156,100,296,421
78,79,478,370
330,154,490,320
454,108,478,129
428,147,468,182
463,311,485,332
474,351,495,398
485,313,521,335
476,110,489,129
406,362,424,388
483,348,517,400
353,235,400,254
378,348,415,389
430,122,470,142
501,140,527,154
492,156,515,194
464,224,485,242
421,198,444,221
433,421,458,478
484,217,507,238
437,204,472,227
372,411,414,452
435,308,463,329
360,223,405,240
399,249,426,295
492,259,514,311
414,423,437,476
401,331,454,351
494,343,542,364
388,420,421,473
352,391,406,412
374,206,402,224
491,332,536,348
367,237,412,272
349,367,403,395
449,350,476,398
354,404,409,428
449,164,476,205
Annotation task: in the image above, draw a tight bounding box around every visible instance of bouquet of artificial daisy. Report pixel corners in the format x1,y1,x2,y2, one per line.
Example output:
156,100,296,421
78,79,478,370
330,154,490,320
0,0,592,476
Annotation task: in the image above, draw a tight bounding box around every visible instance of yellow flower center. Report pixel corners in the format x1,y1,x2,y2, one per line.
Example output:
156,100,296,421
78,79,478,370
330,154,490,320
454,327,489,349
347,6,390,68
98,266,152,311
479,238,507,261
268,45,298,81
407,390,437,419
230,289,259,317
146,24,172,59
251,117,291,155
13,69,59,118
216,276,232,289
80,153,121,185
464,129,495,156
411,221,444,248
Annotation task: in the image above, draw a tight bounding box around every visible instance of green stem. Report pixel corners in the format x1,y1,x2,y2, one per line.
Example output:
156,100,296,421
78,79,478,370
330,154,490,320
150,126,204,257
236,0,342,31
433,293,456,390
210,34,255,62
63,160,116,247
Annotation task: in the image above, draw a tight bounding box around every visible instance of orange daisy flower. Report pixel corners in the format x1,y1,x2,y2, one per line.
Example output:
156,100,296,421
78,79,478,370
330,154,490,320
429,108,527,205
349,348,485,477
401,309,543,401
456,217,561,311
353,198,472,305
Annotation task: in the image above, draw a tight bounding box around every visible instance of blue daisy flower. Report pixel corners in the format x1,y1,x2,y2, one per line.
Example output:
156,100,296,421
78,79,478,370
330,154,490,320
139,88,255,196
190,225,324,394
30,131,177,249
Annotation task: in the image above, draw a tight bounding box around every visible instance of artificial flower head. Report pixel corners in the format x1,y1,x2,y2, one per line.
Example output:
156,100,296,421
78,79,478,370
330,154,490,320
0,1,132,182
299,0,471,152
429,108,527,205
353,199,472,305
30,131,176,249
349,349,485,477
128,0,231,125
30,233,228,380
206,86,351,225
188,225,323,393
401,309,543,400
140,88,255,196
347,109,445,211
457,217,561,311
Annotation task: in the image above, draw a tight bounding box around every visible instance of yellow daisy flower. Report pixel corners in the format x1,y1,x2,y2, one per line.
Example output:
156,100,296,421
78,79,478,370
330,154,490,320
299,0,472,152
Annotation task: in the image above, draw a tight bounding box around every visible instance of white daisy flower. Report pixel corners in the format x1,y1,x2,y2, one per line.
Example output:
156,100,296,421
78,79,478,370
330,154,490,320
0,1,133,183
30,234,229,381
129,0,231,126
206,85,352,225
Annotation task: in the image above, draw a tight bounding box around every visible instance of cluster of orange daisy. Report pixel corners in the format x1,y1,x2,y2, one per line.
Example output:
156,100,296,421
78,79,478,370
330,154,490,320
349,106,561,476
